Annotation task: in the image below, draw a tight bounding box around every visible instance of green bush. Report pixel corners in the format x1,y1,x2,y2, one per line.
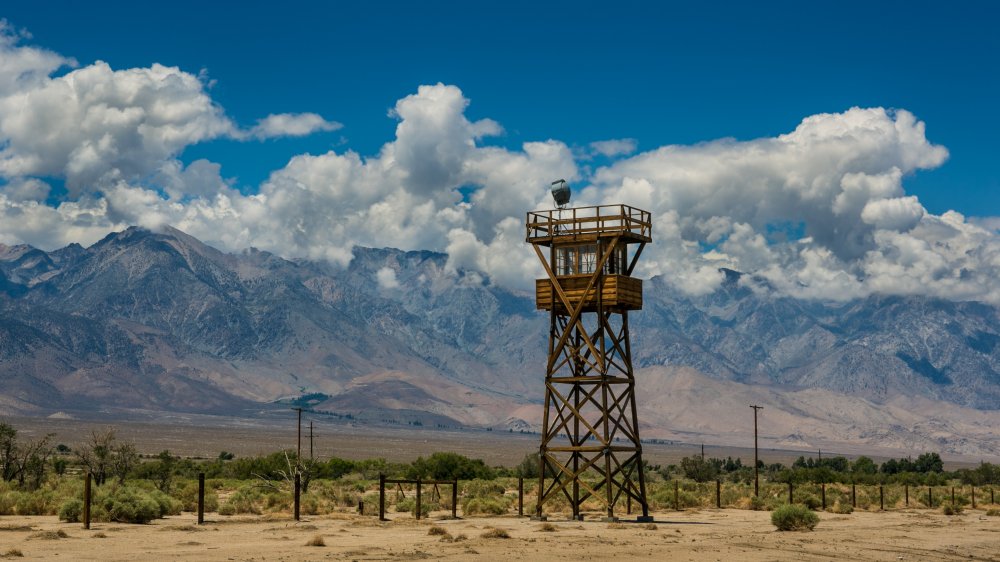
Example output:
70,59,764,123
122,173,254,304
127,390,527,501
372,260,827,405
985,508,999,516
771,504,819,531
942,504,963,516
218,487,261,515
173,481,220,512
13,490,57,515
0,492,14,515
461,497,509,515
462,480,506,499
58,498,84,522
798,493,822,510
149,490,183,517
749,495,768,511
101,487,162,524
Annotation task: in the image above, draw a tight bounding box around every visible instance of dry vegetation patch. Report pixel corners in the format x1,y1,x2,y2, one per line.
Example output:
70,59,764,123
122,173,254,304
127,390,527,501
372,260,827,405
305,534,325,547
28,530,68,540
427,525,448,536
480,527,510,539
537,522,557,532
1,548,24,558
0,525,32,532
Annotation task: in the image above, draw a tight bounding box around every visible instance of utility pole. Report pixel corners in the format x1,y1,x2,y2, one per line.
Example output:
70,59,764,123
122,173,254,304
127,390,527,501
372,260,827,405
701,443,705,461
750,405,763,497
293,407,303,469
309,420,314,461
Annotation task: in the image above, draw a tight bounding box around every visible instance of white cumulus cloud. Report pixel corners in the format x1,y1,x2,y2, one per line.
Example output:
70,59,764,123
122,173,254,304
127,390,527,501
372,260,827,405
1,27,999,305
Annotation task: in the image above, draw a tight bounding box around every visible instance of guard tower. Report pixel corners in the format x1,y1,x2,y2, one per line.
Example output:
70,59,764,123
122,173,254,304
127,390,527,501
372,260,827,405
526,182,652,521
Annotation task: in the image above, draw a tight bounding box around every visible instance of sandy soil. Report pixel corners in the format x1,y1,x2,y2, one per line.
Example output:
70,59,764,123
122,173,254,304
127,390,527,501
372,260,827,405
2,508,999,561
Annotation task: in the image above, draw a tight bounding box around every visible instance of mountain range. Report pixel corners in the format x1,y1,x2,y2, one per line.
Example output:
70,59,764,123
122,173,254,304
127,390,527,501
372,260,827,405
1,226,998,457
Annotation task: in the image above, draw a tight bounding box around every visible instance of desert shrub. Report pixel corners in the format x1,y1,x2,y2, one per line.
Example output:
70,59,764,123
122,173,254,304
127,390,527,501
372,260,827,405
480,527,510,539
173,481,219,513
462,480,505,499
395,497,431,517
749,495,768,511
771,504,819,531
101,487,161,524
218,487,261,515
797,493,822,510
428,525,448,536
461,497,509,515
2,548,23,557
58,498,83,522
0,493,14,516
649,485,701,510
264,492,291,512
305,535,325,547
985,508,999,516
301,494,323,515
538,522,557,532
942,504,963,516
14,490,57,515
828,501,853,514
146,490,182,517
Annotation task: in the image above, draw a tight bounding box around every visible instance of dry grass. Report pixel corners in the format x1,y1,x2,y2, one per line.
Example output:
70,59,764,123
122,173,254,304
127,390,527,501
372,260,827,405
28,530,68,540
2,549,24,558
304,535,325,547
537,522,557,532
642,523,658,530
427,525,449,536
92,532,107,538
0,525,32,532
607,522,628,529
480,527,510,539
986,508,1000,516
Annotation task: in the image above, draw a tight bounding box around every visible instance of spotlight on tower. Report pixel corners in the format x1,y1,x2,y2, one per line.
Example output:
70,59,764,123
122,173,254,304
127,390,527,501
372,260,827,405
551,179,571,208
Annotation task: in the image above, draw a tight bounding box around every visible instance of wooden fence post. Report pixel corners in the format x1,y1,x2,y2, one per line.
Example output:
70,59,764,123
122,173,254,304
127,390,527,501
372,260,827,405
905,484,909,507
928,486,933,508
674,480,680,511
358,500,364,515
197,472,205,525
415,479,422,520
379,473,386,521
83,473,92,530
294,473,301,521
717,480,722,509
518,477,524,516
951,486,955,507
788,481,793,505
971,487,976,509
452,479,458,519
851,483,856,509
821,483,826,510
880,485,884,511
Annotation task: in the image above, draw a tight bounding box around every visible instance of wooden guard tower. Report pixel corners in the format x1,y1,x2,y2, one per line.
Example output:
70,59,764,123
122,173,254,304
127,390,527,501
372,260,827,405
526,203,652,521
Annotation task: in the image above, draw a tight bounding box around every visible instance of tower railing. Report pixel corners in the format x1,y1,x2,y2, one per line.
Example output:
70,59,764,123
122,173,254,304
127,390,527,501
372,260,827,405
525,204,652,245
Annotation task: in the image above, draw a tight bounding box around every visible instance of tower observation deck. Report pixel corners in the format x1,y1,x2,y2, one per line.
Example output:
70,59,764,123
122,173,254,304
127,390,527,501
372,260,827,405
525,202,653,521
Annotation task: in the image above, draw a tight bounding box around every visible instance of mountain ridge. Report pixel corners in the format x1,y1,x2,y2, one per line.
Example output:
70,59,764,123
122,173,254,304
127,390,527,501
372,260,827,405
1,226,999,456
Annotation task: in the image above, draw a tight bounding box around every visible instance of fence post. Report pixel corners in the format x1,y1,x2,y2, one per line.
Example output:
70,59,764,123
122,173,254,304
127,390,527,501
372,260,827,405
928,486,933,508
972,487,975,509
905,484,909,507
851,483,856,509
379,473,386,521
358,500,364,515
452,479,458,519
83,473,92,530
717,480,722,509
518,477,524,516
294,473,301,521
627,493,632,515
992,487,995,505
821,483,826,510
788,481,793,505
415,479,422,521
880,485,884,511
674,480,680,511
197,472,205,525
951,486,955,507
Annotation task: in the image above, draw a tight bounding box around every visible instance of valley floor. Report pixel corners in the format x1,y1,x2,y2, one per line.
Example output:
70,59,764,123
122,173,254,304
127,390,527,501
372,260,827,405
3,508,999,561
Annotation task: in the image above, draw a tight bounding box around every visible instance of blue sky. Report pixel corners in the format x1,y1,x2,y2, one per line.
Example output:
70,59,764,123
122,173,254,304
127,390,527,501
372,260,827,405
4,0,998,215
2,1,1000,302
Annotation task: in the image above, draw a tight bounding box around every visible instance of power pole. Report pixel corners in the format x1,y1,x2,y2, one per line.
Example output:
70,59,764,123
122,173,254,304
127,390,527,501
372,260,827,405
750,405,763,497
309,420,314,461
293,407,303,468
701,443,705,461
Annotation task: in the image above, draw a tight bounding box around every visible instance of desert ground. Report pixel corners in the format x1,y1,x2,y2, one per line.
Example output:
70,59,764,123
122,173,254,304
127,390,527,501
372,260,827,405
2,507,999,561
